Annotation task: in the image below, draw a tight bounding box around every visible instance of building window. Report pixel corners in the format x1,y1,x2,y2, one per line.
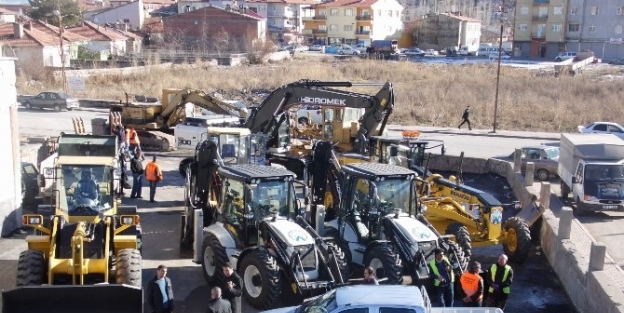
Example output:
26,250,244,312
551,24,562,32
344,24,353,31
520,7,528,15
388,10,392,17
519,24,527,31
538,7,547,16
329,24,338,30
319,25,327,30
123,18,130,23
616,25,623,35
553,7,562,15
570,6,578,15
387,26,392,32
345,9,353,16
377,9,381,16
617,7,624,15
330,9,338,15
362,10,370,16
319,9,326,16
568,24,580,32
589,25,596,33
591,6,599,15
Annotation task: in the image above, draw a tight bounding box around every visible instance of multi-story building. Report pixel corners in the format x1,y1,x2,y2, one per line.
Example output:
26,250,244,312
414,12,481,51
244,0,318,41
513,0,569,58
301,0,404,46
566,0,624,60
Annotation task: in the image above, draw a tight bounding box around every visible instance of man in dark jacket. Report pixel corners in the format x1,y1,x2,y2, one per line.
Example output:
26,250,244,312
458,105,472,130
146,265,175,313
221,263,243,313
206,286,232,313
486,254,513,310
130,151,144,199
362,267,379,285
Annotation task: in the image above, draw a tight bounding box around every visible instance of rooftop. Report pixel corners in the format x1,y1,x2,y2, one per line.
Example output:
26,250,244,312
335,285,425,307
245,0,318,4
314,0,378,8
66,20,128,41
0,23,68,47
439,12,481,23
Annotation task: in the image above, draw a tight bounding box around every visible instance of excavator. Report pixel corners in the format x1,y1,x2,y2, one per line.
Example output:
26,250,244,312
108,89,248,151
244,80,395,176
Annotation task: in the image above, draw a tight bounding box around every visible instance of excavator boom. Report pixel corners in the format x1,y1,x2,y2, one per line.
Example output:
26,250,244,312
164,89,248,127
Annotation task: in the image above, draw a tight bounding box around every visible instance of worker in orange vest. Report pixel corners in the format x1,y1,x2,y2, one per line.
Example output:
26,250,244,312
145,155,163,203
460,261,484,307
126,126,143,159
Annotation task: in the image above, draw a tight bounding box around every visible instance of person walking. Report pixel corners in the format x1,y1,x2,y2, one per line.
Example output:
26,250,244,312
206,286,232,313
458,106,472,130
428,248,454,307
130,151,144,199
460,261,484,307
146,265,175,313
145,156,163,203
220,263,243,313
362,266,379,285
486,254,513,310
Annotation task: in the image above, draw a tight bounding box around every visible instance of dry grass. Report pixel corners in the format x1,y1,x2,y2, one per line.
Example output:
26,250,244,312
16,57,624,132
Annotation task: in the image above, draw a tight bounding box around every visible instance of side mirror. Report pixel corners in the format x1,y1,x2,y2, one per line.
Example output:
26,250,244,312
572,177,579,184
37,174,46,188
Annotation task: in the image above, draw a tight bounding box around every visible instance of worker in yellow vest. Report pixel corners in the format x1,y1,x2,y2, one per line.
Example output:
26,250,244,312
428,248,454,307
460,261,484,307
486,254,513,310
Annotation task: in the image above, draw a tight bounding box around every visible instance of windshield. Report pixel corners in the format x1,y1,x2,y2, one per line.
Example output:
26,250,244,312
61,165,113,216
544,147,560,159
295,289,337,313
584,165,624,182
210,133,246,165
58,93,72,99
249,180,296,220
372,178,415,214
408,145,426,167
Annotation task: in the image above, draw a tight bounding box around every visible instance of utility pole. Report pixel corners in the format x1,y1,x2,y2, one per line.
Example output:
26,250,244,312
54,1,68,93
492,0,506,133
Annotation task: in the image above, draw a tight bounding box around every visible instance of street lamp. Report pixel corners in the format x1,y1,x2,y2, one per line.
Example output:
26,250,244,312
53,6,67,93
491,3,507,133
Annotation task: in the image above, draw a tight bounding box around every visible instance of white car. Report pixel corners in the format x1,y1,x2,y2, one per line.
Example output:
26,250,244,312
578,122,624,139
488,52,511,60
424,49,439,56
555,51,577,62
336,46,361,55
351,44,368,53
309,44,324,51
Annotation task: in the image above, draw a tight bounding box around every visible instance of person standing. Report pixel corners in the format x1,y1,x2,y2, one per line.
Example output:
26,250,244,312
112,123,127,152
460,261,484,307
457,106,472,130
130,151,144,199
428,248,454,307
486,254,513,310
126,126,143,158
220,263,243,313
362,266,379,285
146,265,175,313
145,155,163,203
206,287,232,313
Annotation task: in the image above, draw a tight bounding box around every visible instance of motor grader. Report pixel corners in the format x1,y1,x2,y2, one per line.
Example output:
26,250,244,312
368,133,533,263
2,134,143,313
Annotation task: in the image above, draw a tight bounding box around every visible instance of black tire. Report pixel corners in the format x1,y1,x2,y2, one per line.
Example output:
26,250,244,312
444,222,472,259
53,104,61,112
116,248,142,287
202,233,228,287
364,244,403,285
136,225,143,254
503,217,531,263
560,181,570,200
179,157,194,176
326,241,350,283
16,250,46,286
573,198,590,217
537,169,550,181
24,102,31,110
298,117,308,125
240,249,282,309
324,228,352,275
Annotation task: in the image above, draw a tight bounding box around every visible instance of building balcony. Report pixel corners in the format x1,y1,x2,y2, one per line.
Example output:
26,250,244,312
532,15,548,21
302,16,315,21
356,15,372,20
312,29,327,34
313,15,327,20
531,32,545,38
302,29,313,35
355,31,371,35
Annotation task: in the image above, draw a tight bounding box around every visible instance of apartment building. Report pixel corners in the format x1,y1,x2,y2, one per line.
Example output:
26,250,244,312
244,0,318,41
566,0,624,60
415,12,481,51
513,0,568,58
302,0,404,46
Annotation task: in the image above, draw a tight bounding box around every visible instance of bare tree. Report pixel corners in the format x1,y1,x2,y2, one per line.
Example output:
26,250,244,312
243,28,273,64
212,27,230,56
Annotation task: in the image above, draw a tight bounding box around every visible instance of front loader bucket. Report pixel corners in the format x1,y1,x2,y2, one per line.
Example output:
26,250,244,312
515,203,546,227
2,284,143,313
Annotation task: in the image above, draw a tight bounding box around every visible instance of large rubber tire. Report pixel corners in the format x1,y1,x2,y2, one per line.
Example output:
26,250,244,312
240,249,282,309
326,241,350,283
445,222,472,259
16,250,46,286
202,233,228,287
364,244,403,285
443,240,468,300
24,102,31,110
53,104,61,112
560,181,570,200
324,228,352,276
136,225,143,254
503,217,531,263
116,248,142,287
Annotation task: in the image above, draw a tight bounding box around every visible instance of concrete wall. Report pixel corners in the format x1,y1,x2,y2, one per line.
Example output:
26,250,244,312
0,58,21,237
91,0,144,29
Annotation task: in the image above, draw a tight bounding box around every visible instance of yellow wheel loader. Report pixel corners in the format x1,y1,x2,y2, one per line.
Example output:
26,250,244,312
2,134,143,313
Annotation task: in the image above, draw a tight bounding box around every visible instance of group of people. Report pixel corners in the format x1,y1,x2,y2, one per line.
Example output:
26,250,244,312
112,121,164,203
146,263,243,313
429,249,513,309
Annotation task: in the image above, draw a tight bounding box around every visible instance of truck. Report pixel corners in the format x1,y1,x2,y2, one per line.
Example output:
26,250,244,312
558,133,624,216
366,40,402,60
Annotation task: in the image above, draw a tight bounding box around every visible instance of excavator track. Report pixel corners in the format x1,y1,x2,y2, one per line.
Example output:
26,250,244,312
136,130,177,152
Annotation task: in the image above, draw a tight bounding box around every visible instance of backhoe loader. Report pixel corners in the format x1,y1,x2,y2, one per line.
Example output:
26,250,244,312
2,134,143,313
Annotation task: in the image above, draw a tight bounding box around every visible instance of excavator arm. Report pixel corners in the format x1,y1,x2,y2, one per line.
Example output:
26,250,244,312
309,141,345,223
163,89,248,128
245,80,394,152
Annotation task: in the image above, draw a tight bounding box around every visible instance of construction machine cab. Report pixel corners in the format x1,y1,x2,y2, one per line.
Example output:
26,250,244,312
368,134,445,177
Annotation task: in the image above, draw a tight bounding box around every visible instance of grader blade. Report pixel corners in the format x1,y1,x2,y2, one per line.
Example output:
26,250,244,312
2,284,143,313
515,202,546,227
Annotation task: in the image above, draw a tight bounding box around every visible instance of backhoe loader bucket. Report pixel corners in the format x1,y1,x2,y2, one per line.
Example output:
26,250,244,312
2,284,143,313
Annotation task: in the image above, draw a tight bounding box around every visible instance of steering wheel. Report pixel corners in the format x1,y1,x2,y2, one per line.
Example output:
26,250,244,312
71,206,97,215
253,203,273,218
378,201,394,214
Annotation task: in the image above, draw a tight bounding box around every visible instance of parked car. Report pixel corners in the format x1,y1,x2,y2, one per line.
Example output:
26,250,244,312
21,91,79,111
555,51,577,62
424,49,439,56
488,52,511,60
504,145,560,181
21,162,39,204
295,104,323,125
608,58,624,65
309,44,324,51
336,45,361,55
404,48,426,57
578,122,624,139
351,44,368,53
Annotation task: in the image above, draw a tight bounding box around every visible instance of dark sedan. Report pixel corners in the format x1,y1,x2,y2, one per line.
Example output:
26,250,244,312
21,91,79,111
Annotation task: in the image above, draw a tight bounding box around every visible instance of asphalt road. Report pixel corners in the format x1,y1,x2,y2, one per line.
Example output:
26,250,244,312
2,107,580,312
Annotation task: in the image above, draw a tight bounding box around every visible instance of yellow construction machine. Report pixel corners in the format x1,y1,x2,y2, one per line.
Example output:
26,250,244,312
2,134,143,313
107,89,248,151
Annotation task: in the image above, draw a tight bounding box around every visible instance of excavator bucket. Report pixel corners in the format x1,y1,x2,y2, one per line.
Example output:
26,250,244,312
1,284,143,313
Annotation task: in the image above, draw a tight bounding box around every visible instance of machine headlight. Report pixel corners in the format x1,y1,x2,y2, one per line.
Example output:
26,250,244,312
22,215,43,226
120,215,140,225
420,204,427,213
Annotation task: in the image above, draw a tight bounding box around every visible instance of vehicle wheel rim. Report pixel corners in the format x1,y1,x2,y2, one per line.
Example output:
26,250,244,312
203,246,216,277
506,228,517,252
244,264,262,298
369,257,384,278
538,171,548,181
25,103,30,109
54,106,60,111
